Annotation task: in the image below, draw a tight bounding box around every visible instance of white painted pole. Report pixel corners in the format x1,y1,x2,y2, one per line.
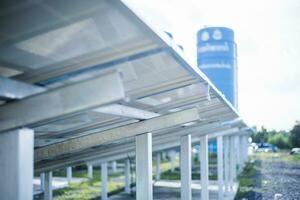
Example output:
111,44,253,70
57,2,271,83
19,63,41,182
229,136,236,190
67,167,72,184
45,171,53,200
136,133,153,200
234,135,241,173
87,164,93,179
200,135,209,200
40,173,45,191
170,150,176,172
244,136,249,163
217,136,224,200
224,136,230,193
155,153,161,181
125,158,131,194
111,161,117,173
101,162,108,200
180,134,192,200
0,129,34,200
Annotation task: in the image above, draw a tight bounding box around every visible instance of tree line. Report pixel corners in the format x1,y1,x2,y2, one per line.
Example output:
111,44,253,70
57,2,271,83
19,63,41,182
251,121,300,149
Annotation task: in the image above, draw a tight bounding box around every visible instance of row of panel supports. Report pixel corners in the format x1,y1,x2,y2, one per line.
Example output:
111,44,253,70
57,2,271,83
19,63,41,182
0,129,249,200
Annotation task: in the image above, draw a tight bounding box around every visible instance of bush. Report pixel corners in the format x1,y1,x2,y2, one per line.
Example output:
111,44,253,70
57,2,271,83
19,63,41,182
268,133,291,149
290,123,300,148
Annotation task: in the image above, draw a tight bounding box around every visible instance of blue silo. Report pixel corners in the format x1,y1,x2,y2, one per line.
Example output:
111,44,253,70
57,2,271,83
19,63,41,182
197,27,238,108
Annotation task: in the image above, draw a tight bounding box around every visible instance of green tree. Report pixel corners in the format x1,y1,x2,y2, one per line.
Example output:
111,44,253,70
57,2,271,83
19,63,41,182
290,122,300,148
251,126,269,143
268,133,291,149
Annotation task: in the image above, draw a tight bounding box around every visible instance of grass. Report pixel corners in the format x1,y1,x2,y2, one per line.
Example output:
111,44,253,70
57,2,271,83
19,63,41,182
252,151,300,164
38,153,220,199
49,169,127,200
54,179,125,200
234,161,261,200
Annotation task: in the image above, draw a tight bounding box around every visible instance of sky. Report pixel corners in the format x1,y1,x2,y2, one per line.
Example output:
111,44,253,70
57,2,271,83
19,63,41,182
124,0,300,131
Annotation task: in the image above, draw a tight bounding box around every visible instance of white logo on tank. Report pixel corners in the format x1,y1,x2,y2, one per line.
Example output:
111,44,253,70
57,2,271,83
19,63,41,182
213,29,222,40
201,31,209,41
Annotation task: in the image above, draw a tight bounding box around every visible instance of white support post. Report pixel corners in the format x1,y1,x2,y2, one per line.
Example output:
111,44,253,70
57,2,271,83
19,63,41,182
240,136,248,170
111,161,117,173
224,136,230,193
67,167,72,184
235,135,241,173
180,134,192,200
40,173,45,191
170,150,176,172
87,164,93,179
217,136,224,200
200,135,209,200
229,136,236,189
136,133,153,200
155,153,161,181
101,162,108,200
45,171,53,200
125,158,131,194
244,136,249,164
0,129,34,200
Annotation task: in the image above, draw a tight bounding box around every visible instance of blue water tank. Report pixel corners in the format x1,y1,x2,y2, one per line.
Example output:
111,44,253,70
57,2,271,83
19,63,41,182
197,27,238,108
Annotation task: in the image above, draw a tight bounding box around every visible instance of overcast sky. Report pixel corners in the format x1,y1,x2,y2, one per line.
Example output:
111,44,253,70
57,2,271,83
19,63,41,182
124,0,300,131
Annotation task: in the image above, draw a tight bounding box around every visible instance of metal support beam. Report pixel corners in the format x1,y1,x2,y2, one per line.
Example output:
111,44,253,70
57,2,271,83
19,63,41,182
40,173,45,191
224,136,230,193
200,135,209,200
111,161,117,173
101,162,108,200
35,127,238,173
0,71,124,133
67,167,72,184
235,135,241,173
180,134,191,200
136,133,153,200
170,150,176,172
155,153,161,181
217,136,224,200
45,171,53,200
125,158,131,194
87,164,93,179
0,75,46,99
35,108,200,161
239,136,244,170
94,104,159,119
0,129,34,200
229,136,236,189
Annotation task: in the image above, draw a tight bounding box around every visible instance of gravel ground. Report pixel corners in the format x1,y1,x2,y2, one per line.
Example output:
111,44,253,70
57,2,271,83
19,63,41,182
261,158,300,200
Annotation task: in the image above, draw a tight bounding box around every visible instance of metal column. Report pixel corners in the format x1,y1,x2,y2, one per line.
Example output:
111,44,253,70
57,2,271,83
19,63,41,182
136,133,153,200
101,162,108,200
40,173,45,191
224,136,230,193
200,135,209,200
125,158,131,194
170,150,176,172
45,171,53,200
67,167,72,184
180,134,192,200
229,136,236,189
235,135,241,173
111,161,117,173
0,129,34,200
87,164,93,179
156,153,161,181
217,136,224,200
